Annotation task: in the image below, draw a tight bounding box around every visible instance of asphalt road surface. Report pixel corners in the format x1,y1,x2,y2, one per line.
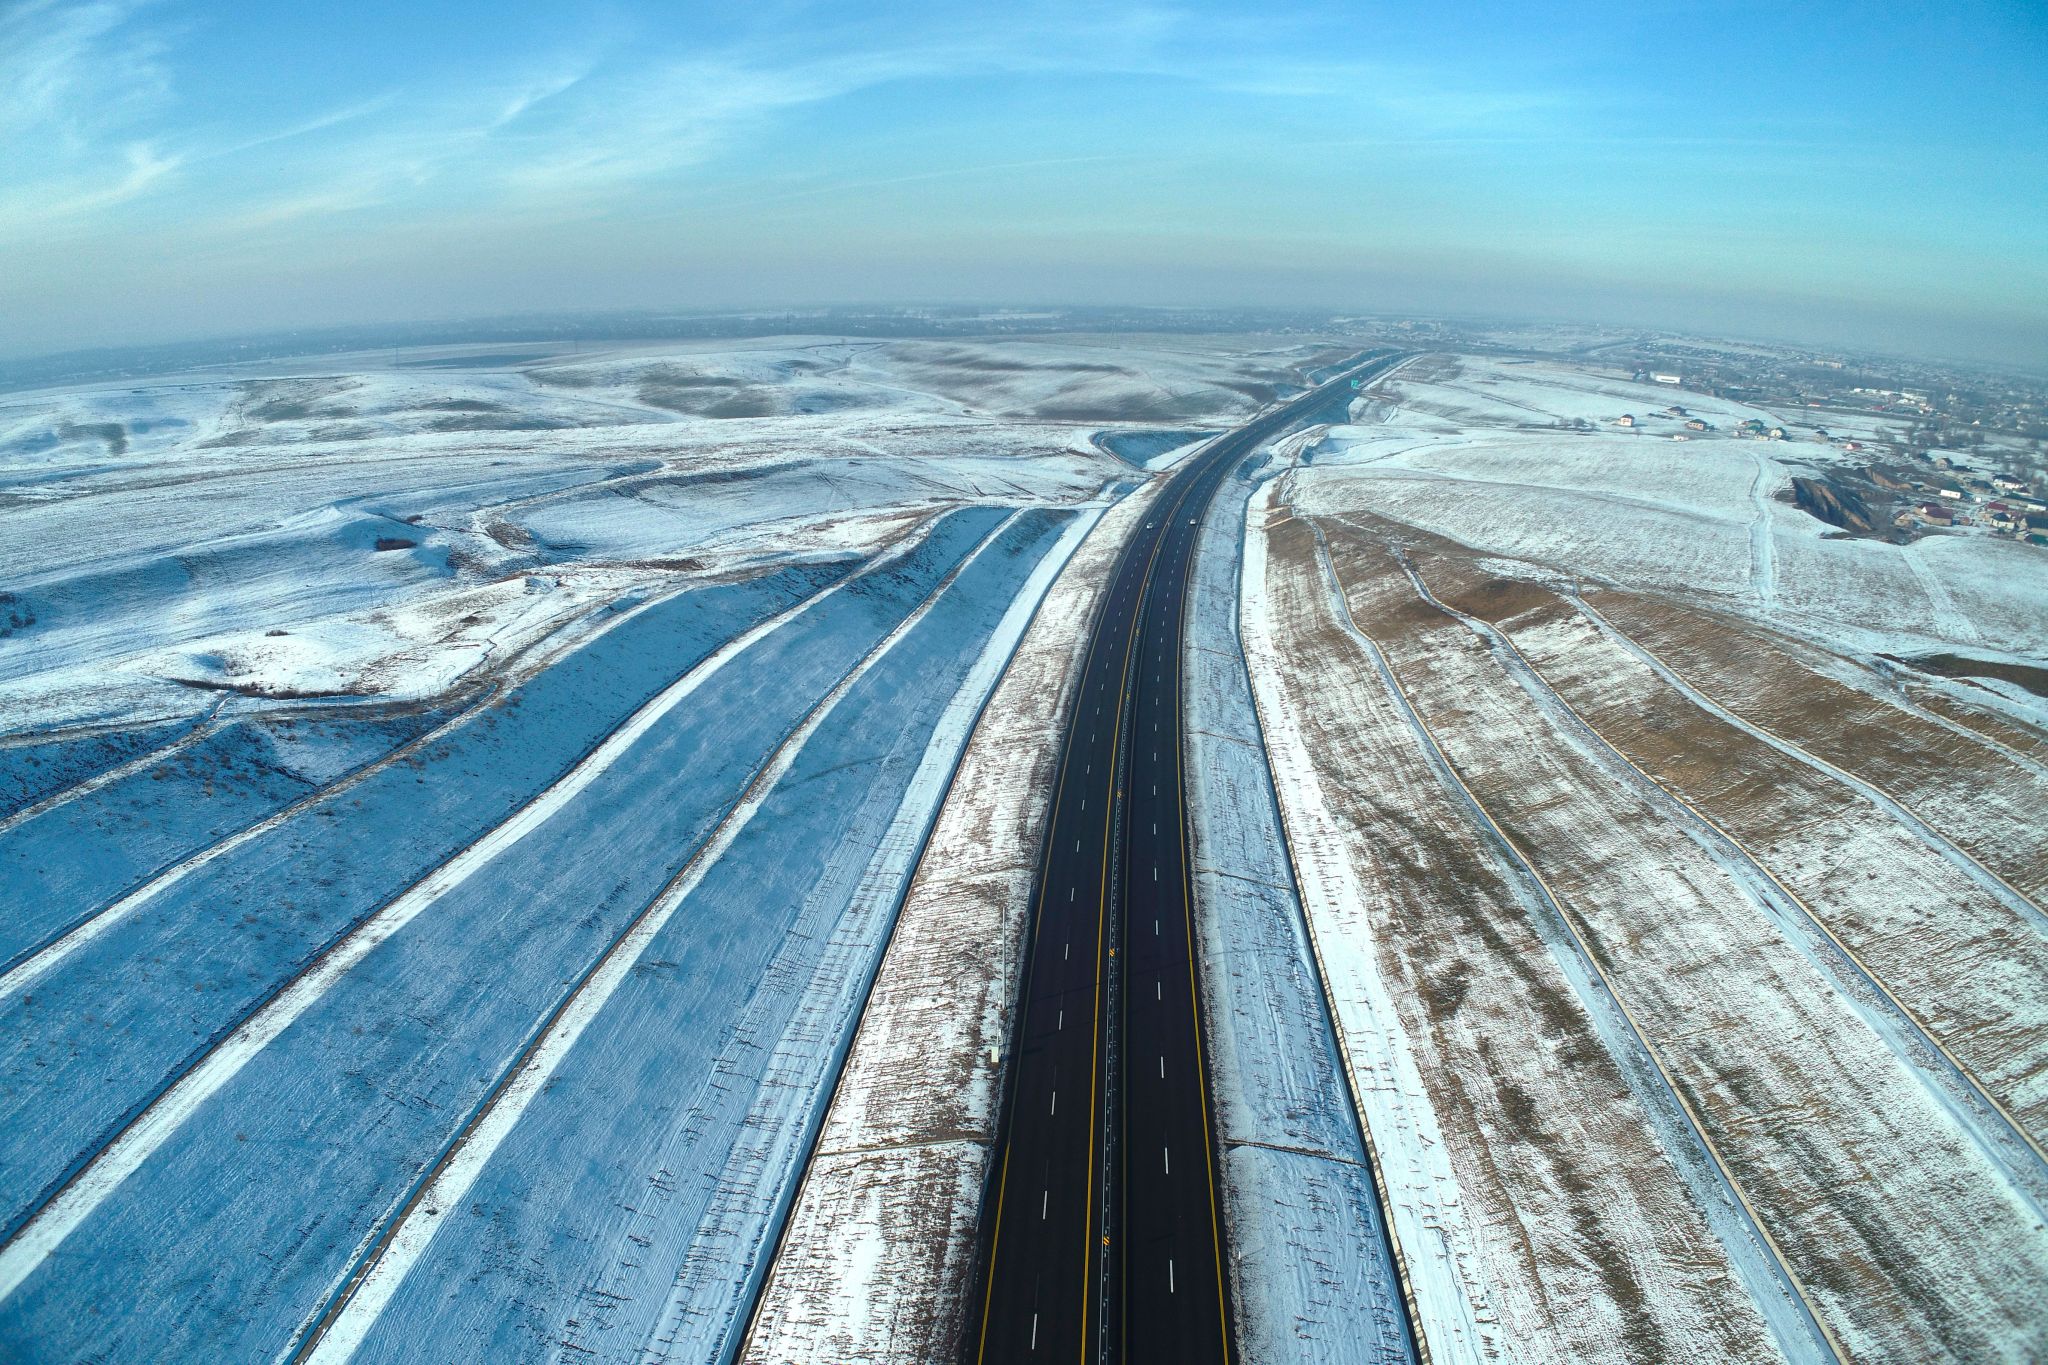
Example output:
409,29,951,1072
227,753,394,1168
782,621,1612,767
969,351,1408,1364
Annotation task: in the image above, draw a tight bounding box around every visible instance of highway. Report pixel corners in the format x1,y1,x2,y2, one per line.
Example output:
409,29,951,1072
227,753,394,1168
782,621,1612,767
969,350,1408,1364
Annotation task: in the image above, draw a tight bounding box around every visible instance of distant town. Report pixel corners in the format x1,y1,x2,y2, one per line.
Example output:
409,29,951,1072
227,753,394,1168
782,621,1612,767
1397,317,2048,549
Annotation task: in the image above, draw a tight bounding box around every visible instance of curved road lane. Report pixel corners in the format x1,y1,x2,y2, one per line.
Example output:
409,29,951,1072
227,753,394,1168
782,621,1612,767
971,351,1409,1364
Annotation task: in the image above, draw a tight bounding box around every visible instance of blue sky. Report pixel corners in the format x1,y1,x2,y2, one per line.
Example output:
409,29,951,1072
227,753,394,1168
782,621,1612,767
4,0,2045,363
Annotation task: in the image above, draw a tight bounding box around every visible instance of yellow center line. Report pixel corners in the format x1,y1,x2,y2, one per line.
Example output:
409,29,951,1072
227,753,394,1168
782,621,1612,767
1082,494,1185,1360
974,503,1149,1364
977,361,1390,1362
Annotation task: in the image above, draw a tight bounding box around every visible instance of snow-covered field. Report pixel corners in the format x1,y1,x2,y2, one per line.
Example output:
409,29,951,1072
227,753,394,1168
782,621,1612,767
1308,354,2048,662
7,331,2043,1363
0,333,1360,1361
1241,351,2048,1361
741,475,1152,1364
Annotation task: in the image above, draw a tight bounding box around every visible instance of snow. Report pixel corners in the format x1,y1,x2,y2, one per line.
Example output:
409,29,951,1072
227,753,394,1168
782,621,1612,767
1240,487,1809,1364
306,506,1092,1365
0,696,460,991
1301,505,2048,1361
0,344,1125,735
1583,591,2048,910
848,337,1313,423
1360,354,1785,435
0,505,1080,1361
0,544,864,1307
0,555,857,1278
0,712,207,822
9,330,2038,1359
1391,550,2048,1212
1298,353,2048,661
1182,450,1413,1365
740,478,1158,1364
1093,428,1218,470
0,333,1380,1359
1258,346,2048,1354
330,512,1074,1364
1540,601,2048,1129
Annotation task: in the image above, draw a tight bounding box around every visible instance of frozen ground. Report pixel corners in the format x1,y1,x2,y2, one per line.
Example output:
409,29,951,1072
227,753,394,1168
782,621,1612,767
0,333,1359,1360
1242,351,2048,1361
9,332,2041,1362
1183,448,1412,1365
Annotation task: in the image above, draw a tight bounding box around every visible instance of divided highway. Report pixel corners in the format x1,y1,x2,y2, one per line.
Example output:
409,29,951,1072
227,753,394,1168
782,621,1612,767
969,351,1409,1364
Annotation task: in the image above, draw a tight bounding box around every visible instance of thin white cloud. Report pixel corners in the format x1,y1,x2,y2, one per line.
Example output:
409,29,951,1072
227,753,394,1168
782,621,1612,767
0,0,167,145
0,2,1604,247
207,95,403,158
0,0,182,233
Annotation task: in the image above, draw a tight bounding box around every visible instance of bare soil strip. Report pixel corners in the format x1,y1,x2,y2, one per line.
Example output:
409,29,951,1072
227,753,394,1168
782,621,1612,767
1309,513,2048,1362
1243,499,1793,1364
1585,590,2048,907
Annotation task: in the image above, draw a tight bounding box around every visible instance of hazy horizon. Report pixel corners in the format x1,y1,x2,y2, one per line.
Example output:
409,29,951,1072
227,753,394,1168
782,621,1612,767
6,1,2045,368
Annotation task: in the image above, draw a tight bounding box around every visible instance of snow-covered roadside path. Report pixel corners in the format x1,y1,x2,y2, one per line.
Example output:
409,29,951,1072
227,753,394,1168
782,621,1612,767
1748,451,1782,611
1186,451,1415,1365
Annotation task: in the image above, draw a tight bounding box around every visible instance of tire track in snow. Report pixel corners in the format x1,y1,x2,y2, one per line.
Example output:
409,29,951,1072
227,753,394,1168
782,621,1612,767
287,512,1034,1365
1899,541,1984,646
1570,594,2048,935
0,584,679,1003
0,697,227,841
1297,514,1838,1365
1382,541,2048,1213
1748,452,1780,610
0,524,953,1306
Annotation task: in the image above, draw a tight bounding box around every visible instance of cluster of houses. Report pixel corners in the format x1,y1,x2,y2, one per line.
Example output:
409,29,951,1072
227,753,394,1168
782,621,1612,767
1613,404,1725,441
1892,468,2048,544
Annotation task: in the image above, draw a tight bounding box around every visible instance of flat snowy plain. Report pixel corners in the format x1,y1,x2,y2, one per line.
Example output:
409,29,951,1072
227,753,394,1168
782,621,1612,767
2,335,2043,1364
